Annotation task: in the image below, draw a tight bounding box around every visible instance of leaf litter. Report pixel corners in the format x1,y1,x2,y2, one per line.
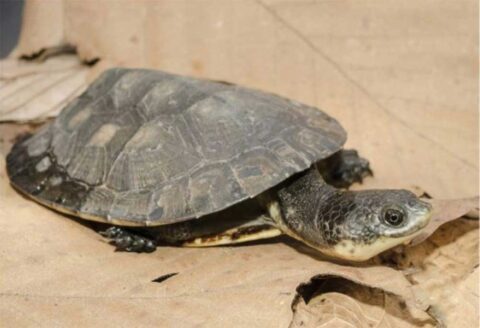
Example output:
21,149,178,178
0,2,477,322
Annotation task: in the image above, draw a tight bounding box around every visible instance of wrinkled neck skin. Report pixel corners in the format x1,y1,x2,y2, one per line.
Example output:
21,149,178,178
269,167,431,261
271,169,340,250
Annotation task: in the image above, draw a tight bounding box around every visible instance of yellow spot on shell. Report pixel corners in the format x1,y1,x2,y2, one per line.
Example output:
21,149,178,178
35,157,51,172
87,124,119,146
68,107,92,129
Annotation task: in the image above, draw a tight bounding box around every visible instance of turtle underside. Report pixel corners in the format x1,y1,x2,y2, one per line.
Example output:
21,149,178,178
7,68,346,226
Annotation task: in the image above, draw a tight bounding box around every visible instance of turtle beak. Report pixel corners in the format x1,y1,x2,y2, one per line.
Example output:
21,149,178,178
400,200,432,245
416,200,433,229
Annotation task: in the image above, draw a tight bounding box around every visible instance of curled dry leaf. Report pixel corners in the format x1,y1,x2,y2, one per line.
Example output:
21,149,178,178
290,277,435,328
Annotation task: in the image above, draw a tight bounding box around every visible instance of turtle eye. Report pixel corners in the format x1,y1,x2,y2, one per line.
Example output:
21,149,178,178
383,208,405,226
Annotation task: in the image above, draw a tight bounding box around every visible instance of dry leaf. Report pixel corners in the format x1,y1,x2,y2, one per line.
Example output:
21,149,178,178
291,277,435,328
0,55,89,122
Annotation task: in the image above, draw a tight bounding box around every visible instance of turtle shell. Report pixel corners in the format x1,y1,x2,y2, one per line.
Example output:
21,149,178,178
7,68,346,226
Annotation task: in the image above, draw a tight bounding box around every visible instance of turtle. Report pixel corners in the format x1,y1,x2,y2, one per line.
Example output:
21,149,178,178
6,68,432,261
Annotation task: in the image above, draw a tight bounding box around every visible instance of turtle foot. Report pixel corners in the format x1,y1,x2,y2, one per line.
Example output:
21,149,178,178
324,149,373,188
100,227,157,253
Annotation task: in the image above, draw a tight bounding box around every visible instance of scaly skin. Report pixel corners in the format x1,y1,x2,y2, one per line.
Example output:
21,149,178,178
275,168,432,261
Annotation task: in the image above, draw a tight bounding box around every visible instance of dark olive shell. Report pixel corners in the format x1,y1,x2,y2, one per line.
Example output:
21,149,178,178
7,68,346,226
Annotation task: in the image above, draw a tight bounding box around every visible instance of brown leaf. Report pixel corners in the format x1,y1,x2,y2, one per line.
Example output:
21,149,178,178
291,277,435,328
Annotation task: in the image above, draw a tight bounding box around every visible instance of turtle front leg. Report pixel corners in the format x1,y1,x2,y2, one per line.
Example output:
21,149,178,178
100,227,157,253
318,149,373,188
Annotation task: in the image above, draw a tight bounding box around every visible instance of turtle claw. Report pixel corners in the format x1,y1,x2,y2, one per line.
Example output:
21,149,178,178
323,149,373,188
100,226,124,238
100,227,157,253
115,235,156,253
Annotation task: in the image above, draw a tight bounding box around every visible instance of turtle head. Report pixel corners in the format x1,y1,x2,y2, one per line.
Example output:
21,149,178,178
276,169,432,261
324,189,432,261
